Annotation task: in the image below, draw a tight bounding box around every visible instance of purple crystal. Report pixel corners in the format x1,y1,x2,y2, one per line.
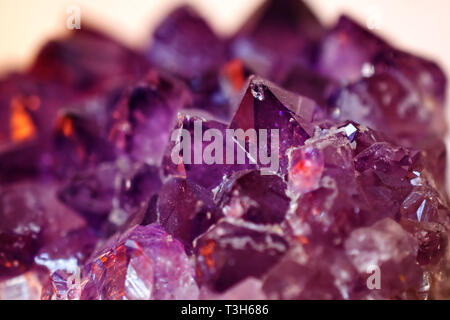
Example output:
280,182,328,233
328,69,446,149
317,15,387,83
401,220,448,266
200,277,267,300
0,138,54,183
344,218,423,298
0,186,43,277
0,182,85,278
59,160,162,232
230,0,325,81
0,73,79,146
185,64,249,121
280,64,338,110
162,110,231,190
155,177,218,250
34,227,97,274
52,94,119,175
43,224,199,300
147,6,226,79
216,170,289,225
319,16,447,152
263,244,363,299
229,76,317,174
147,6,249,120
0,1,449,301
195,220,288,292
29,28,150,93
280,120,450,298
58,163,120,228
373,49,447,104
110,72,190,165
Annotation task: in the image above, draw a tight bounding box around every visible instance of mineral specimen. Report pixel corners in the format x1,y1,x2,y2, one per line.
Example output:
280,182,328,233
42,224,199,300
0,0,449,300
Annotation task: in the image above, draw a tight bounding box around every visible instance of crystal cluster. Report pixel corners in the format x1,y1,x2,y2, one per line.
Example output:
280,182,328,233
0,0,449,300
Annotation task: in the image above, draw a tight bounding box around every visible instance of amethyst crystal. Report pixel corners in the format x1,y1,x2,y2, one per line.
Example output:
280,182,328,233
195,220,288,292
155,177,218,250
147,6,241,120
34,227,97,274
328,60,447,149
344,218,423,297
229,76,317,174
281,121,450,299
43,224,199,300
280,64,338,108
52,95,119,175
29,28,150,93
0,73,79,147
110,72,191,165
0,0,449,301
162,110,230,190
0,183,85,278
320,16,447,150
317,15,388,83
59,159,162,233
0,138,54,183
263,243,363,299
216,170,289,225
200,277,267,300
148,6,226,80
230,0,325,81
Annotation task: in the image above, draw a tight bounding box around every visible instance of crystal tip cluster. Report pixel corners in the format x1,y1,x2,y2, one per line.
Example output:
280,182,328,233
0,0,449,300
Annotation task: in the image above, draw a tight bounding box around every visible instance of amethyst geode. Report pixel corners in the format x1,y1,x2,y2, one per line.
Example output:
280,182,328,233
0,0,449,300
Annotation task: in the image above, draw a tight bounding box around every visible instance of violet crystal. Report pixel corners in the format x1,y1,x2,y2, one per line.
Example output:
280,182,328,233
0,0,449,300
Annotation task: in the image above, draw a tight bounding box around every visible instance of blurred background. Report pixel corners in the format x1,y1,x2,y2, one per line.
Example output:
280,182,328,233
1,0,449,160
0,0,449,78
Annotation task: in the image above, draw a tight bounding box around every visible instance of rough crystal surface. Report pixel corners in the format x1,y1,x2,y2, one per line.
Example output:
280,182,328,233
155,177,218,250
0,0,449,301
59,160,162,232
229,76,318,174
34,228,97,274
195,220,288,292
162,110,230,190
216,170,289,225
43,224,199,300
110,72,190,165
0,182,85,278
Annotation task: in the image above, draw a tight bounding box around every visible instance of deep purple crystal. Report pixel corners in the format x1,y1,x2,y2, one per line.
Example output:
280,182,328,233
317,15,388,83
0,1,449,301
29,28,150,93
0,182,85,278
110,71,190,165
230,0,325,81
43,224,199,300
155,177,218,250
162,110,231,190
229,76,318,174
147,6,226,80
195,220,288,292
59,160,162,233
216,170,289,225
